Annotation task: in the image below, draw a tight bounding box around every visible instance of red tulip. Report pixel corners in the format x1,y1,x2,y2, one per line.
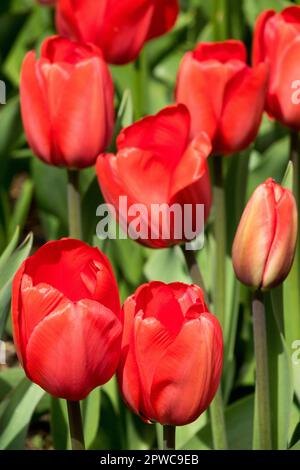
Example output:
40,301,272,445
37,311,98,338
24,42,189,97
118,281,223,426
12,239,122,400
56,0,179,65
232,179,298,290
96,104,212,249
253,6,300,130
20,36,114,169
176,40,268,155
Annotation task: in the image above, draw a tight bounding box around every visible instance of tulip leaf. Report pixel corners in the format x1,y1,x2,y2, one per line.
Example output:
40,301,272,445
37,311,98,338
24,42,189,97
0,367,25,402
0,378,44,450
31,158,68,239
8,179,33,239
267,289,294,449
50,398,69,450
282,160,300,402
181,394,254,450
144,246,190,283
281,161,294,190
82,388,101,450
0,230,33,337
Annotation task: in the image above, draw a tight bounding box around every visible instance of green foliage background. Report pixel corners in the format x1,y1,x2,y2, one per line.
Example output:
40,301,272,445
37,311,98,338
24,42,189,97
0,0,299,450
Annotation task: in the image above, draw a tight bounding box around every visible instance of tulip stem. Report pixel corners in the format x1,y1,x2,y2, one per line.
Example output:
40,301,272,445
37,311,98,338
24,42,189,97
67,401,85,450
67,170,82,240
181,247,228,450
181,247,209,304
290,130,299,201
163,425,176,450
213,156,226,330
133,51,148,120
252,290,272,450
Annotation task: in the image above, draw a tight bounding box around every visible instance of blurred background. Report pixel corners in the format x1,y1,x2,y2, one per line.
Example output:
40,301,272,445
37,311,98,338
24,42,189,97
0,0,299,450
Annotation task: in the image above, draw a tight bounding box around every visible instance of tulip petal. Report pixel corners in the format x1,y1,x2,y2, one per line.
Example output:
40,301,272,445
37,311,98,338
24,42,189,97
118,296,142,417
52,57,113,167
19,276,69,351
26,299,122,400
262,189,298,289
216,63,268,154
252,9,275,66
170,282,206,315
147,0,179,40
20,52,51,163
117,105,190,167
193,40,247,63
133,316,175,418
24,239,117,305
176,53,243,141
232,183,276,288
270,38,300,130
150,314,223,425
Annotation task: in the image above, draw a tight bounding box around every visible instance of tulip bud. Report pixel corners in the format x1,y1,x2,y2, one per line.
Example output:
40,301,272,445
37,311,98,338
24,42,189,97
118,281,223,426
20,36,114,169
12,239,122,400
56,0,179,65
232,179,298,290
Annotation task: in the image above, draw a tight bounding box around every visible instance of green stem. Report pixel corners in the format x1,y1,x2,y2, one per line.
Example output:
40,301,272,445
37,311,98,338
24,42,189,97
133,51,148,120
290,130,299,202
181,247,228,450
252,290,272,450
163,425,176,450
67,170,82,240
66,171,84,450
67,401,85,450
213,0,231,40
209,389,228,449
213,156,226,330
181,246,209,304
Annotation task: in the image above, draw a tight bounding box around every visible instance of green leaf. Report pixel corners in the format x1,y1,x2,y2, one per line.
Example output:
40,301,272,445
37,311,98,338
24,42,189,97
0,378,44,450
0,367,25,401
8,179,33,238
31,158,68,239
50,398,69,450
144,246,189,283
281,161,294,190
0,231,33,337
82,388,101,449
181,395,254,450
267,289,294,449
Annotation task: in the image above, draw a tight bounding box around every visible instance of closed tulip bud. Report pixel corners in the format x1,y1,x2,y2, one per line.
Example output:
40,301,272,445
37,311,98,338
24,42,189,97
232,179,298,290
118,281,223,426
56,0,179,65
253,6,300,130
12,239,122,401
20,36,114,169
176,40,268,155
96,104,212,249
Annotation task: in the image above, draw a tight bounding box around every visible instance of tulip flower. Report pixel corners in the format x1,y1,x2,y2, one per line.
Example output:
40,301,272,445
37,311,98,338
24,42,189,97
232,178,298,290
96,104,212,248
176,40,268,155
118,281,223,426
20,36,114,169
12,239,122,401
56,0,179,65
253,6,300,130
